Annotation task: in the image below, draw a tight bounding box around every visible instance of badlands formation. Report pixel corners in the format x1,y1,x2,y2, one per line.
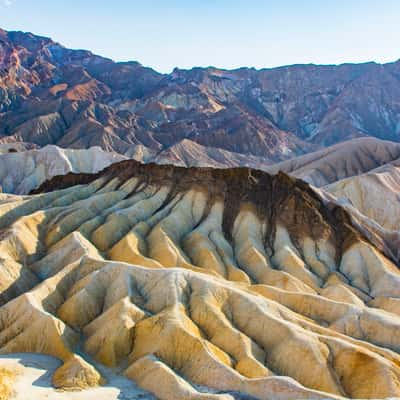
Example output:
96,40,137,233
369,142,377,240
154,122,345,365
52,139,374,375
326,160,400,232
0,160,400,399
0,145,125,194
268,137,400,187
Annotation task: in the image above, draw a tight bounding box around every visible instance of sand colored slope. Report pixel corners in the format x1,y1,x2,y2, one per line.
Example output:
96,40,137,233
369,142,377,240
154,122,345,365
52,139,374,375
0,161,400,399
326,161,400,231
268,137,400,187
0,145,126,194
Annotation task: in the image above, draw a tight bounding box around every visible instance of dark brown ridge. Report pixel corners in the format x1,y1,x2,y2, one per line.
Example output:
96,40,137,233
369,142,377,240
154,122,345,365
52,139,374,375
30,159,391,266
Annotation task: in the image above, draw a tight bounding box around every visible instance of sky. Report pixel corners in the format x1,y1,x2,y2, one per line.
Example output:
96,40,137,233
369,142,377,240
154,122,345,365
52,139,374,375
0,0,399,73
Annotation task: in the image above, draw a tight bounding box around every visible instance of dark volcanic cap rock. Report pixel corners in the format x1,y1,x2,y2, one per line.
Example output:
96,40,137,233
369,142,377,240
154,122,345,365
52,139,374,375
32,159,385,264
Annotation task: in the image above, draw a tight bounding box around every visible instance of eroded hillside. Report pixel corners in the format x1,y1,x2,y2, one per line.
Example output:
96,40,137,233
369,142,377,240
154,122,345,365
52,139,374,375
268,137,400,187
326,160,400,232
0,145,126,194
1,161,400,399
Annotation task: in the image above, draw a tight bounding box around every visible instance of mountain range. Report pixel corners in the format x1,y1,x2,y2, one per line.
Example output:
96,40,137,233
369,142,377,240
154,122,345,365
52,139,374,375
1,28,400,163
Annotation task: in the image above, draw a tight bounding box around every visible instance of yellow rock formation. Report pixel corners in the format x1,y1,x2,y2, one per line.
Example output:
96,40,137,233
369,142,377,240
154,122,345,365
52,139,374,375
0,166,400,399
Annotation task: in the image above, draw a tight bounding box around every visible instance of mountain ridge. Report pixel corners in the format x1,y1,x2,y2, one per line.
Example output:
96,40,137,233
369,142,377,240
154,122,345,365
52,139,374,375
1,28,400,162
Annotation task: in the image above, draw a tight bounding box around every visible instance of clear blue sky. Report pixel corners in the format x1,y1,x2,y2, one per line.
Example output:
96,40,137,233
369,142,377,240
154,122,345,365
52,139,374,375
1,0,399,73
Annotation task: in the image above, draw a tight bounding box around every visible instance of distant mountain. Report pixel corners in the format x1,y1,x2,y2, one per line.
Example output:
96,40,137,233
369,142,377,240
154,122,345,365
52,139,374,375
149,138,273,169
1,28,400,161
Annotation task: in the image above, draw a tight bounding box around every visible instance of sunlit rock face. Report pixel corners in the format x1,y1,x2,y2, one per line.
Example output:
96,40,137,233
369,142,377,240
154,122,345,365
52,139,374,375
1,161,400,400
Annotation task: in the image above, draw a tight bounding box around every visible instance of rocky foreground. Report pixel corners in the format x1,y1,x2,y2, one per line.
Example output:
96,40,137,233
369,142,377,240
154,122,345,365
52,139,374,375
0,161,400,399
